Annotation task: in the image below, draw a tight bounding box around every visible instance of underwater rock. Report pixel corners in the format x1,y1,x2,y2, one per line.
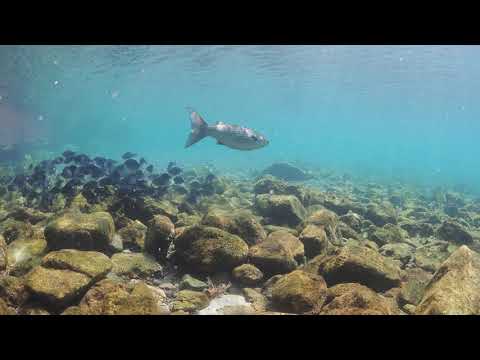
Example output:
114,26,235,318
25,266,92,309
260,163,314,182
263,225,298,236
0,218,34,244
399,220,434,237
175,213,202,228
63,279,164,315
316,244,402,292
17,304,51,315
299,224,329,259
415,245,480,315
370,224,408,246
379,243,414,266
0,298,15,315
42,249,113,282
270,270,327,314
7,235,48,276
174,225,249,274
339,211,363,232
414,241,452,273
436,219,473,244
365,203,397,226
7,207,50,225
116,220,147,251
255,194,306,227
232,264,264,286
323,197,365,217
398,268,432,306
44,211,115,252
111,253,162,281
144,215,175,259
179,274,209,291
134,197,179,223
242,288,268,312
0,234,7,271
0,275,29,307
249,230,304,275
171,290,210,313
201,209,266,246
197,294,254,315
302,209,340,245
321,283,398,315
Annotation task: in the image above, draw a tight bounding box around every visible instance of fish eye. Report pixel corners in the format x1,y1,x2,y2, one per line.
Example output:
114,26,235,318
251,135,259,141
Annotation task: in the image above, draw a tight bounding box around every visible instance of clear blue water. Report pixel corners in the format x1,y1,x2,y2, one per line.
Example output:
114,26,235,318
1,45,479,192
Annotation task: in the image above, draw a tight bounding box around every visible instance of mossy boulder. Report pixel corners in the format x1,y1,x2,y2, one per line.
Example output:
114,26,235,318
398,268,432,306
25,266,92,309
399,221,434,237
249,230,304,275
144,215,175,259
263,225,298,236
0,275,29,307
316,244,402,292
171,290,210,313
321,283,398,315
7,236,48,276
174,225,249,274
323,197,365,216
42,249,112,281
270,270,327,313
179,274,208,291
134,197,178,223
232,264,264,286
299,224,329,259
415,246,480,315
44,211,115,252
253,176,289,195
255,194,306,227
365,203,397,226
301,209,340,245
0,218,34,244
340,212,363,232
111,252,162,280
202,209,266,246
63,279,164,315
7,207,50,225
436,220,473,244
370,224,408,246
414,241,452,273
379,243,414,266
116,220,147,251
0,298,15,315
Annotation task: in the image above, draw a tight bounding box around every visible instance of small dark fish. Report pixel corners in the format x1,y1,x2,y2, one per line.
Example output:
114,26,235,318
122,152,137,160
28,164,34,170
146,165,154,173
105,159,117,171
168,166,182,176
73,154,91,165
189,180,202,189
173,176,184,184
94,156,106,167
7,184,17,192
53,156,65,165
153,173,171,186
172,184,188,194
99,177,114,187
62,165,77,179
83,180,98,191
139,158,147,166
124,159,140,171
84,164,104,178
205,174,216,183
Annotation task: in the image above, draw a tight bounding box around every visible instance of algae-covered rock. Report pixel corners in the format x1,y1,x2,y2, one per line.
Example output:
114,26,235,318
398,268,432,306
255,194,306,227
175,225,249,274
321,283,398,315
179,274,208,291
7,236,48,276
0,298,15,315
370,224,408,246
399,221,434,237
299,224,329,259
0,218,34,244
316,244,402,291
201,209,266,246
249,230,304,275
414,241,452,273
134,197,178,223
0,275,29,307
232,264,264,286
171,290,209,313
243,288,268,312
7,207,50,225
0,234,7,271
415,245,480,315
42,249,112,281
144,215,175,259
271,270,327,313
44,211,115,252
365,203,397,226
116,220,147,251
25,266,92,308
260,163,314,182
68,279,164,315
111,252,162,280
340,212,363,232
302,209,340,245
436,219,473,244
263,225,298,236
253,175,289,194
379,243,414,266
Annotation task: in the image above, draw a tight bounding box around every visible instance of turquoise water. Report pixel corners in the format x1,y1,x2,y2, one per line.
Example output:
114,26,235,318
1,45,479,191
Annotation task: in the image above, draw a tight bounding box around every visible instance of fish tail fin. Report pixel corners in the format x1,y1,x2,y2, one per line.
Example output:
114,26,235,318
185,107,209,148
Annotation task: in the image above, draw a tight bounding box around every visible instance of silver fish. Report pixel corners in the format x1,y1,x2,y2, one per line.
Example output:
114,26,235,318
184,108,269,151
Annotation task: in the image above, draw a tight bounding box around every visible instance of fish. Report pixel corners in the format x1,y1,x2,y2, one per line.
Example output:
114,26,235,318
124,159,140,171
63,150,75,158
184,108,269,150
146,165,154,173
122,152,137,160
152,173,171,186
173,176,184,184
168,166,182,176
139,158,147,166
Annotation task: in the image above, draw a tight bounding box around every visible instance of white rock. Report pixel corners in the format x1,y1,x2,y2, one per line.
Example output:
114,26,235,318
197,294,253,315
